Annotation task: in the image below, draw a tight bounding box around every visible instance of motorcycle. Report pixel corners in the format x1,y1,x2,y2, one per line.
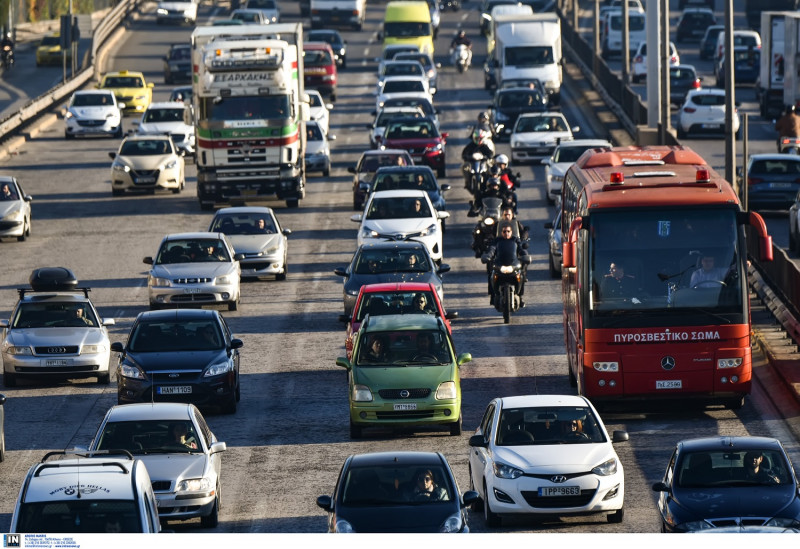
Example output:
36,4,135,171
439,0,460,11
481,255,530,323
779,136,800,155
463,150,491,197
451,44,471,73
1,45,13,70
470,196,503,257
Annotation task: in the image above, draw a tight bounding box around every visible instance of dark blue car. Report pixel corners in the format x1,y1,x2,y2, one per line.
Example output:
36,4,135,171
716,47,759,87
741,154,800,211
369,165,449,213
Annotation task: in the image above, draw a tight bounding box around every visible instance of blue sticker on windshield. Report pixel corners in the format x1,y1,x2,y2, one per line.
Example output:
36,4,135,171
658,220,671,237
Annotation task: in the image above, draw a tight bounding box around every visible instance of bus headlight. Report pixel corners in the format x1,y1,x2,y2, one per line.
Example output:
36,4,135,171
593,361,619,372
718,357,742,369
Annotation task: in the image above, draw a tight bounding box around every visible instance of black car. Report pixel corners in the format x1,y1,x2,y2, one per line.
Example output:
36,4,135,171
308,29,347,68
113,309,243,414
652,436,800,532
488,86,549,141
348,149,414,211
675,7,716,42
370,165,450,213
163,44,192,85
699,25,724,60
316,451,478,532
669,64,701,107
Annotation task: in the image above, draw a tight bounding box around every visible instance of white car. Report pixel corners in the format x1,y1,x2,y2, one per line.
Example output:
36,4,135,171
368,105,426,149
88,403,226,528
631,41,679,83
304,120,333,177
510,111,579,164
307,90,332,136
144,232,243,311
64,89,124,139
677,89,740,139
377,44,421,76
135,101,195,157
243,0,279,23
109,134,186,196
375,76,431,112
352,189,449,263
468,394,628,527
0,176,32,241
378,61,427,90
156,0,198,24
543,139,612,204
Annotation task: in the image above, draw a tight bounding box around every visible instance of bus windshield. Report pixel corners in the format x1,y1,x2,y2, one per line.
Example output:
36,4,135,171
588,208,744,322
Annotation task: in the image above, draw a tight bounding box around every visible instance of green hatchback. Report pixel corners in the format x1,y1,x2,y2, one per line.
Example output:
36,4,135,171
336,314,471,439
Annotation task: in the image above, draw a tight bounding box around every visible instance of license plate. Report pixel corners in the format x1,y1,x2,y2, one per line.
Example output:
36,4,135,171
701,124,721,129
183,288,201,293
135,177,156,184
769,182,792,189
539,486,580,497
157,386,192,395
656,380,682,389
45,359,70,366
393,403,417,411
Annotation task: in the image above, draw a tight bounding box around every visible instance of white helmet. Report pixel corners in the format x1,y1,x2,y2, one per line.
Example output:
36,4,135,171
495,154,508,165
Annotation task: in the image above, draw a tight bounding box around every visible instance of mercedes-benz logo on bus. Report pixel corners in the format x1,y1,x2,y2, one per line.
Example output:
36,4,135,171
400,390,410,398
550,475,567,483
661,356,676,371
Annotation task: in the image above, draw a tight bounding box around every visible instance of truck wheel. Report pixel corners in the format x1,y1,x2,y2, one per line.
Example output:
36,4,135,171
286,199,299,208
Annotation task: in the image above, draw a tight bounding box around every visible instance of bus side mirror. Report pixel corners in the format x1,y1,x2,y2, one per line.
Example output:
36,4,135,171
743,210,773,262
562,216,583,269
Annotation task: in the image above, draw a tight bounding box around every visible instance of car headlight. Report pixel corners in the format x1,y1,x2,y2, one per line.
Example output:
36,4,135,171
425,143,443,152
65,110,74,119
157,8,168,15
361,227,378,239
164,159,178,170
435,381,456,399
512,141,523,148
263,245,280,255
204,361,233,377
591,458,618,476
352,384,372,402
335,519,355,533
112,163,131,173
420,223,438,236
439,512,463,533
673,520,714,532
81,344,107,354
176,477,213,493
149,275,171,287
105,112,117,119
215,275,234,285
3,344,32,356
119,363,145,380
493,462,523,479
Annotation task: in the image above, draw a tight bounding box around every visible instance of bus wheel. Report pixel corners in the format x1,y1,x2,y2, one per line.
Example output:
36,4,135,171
725,396,745,410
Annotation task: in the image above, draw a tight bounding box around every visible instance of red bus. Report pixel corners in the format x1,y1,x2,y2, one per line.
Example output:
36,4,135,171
560,146,773,409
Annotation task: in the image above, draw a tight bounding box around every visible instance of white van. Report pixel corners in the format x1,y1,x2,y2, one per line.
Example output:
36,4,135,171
714,29,761,70
487,4,534,56
311,0,366,30
10,450,161,533
601,11,646,58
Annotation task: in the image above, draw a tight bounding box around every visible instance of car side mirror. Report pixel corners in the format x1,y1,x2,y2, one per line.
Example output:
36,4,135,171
468,434,487,448
108,152,116,160
334,267,348,277
230,338,244,350
143,256,153,265
338,314,350,323
316,495,334,512
437,263,451,274
110,341,125,353
348,166,357,174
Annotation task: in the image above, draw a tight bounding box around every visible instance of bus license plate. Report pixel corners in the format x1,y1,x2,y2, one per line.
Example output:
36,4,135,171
157,386,192,395
394,403,417,411
45,359,70,366
656,380,682,389
539,486,580,497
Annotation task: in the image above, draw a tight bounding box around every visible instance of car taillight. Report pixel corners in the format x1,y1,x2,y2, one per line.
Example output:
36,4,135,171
683,107,696,113
671,55,677,63
692,79,701,89
748,177,764,185
634,55,643,63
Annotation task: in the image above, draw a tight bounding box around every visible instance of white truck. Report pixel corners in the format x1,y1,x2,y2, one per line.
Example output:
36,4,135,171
757,11,787,119
484,13,563,104
310,0,366,30
191,24,310,210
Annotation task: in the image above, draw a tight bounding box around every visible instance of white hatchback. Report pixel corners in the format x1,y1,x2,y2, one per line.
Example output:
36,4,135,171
64,89,124,139
510,111,579,163
631,42,679,84
468,394,628,527
352,190,449,263
677,89,740,139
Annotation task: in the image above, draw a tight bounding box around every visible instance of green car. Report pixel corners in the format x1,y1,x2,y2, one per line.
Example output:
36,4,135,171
336,314,471,439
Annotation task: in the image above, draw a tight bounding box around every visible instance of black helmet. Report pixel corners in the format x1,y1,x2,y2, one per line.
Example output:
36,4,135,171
490,165,502,176
458,30,465,38
488,176,500,187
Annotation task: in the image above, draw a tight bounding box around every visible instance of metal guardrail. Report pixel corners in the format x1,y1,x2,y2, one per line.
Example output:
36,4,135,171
0,0,138,141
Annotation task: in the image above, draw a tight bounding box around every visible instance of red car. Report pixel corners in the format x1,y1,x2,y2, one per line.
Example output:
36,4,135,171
303,42,338,101
339,282,457,360
381,116,448,178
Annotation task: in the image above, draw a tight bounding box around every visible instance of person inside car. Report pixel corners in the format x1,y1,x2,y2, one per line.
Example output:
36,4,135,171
65,305,94,327
743,451,780,484
169,423,198,450
362,334,389,363
409,469,448,502
1,182,17,200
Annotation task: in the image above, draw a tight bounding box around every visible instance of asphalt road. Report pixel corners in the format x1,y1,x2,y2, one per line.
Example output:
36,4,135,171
0,0,798,536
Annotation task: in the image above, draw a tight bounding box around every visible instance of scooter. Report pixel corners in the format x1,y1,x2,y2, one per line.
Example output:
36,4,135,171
470,197,504,257
1,45,13,70
451,44,471,73
779,136,800,155
463,150,491,197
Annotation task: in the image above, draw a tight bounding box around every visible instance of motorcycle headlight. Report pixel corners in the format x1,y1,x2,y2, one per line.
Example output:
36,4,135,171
215,275,234,285
484,217,495,226
65,110,74,119
352,384,373,402
149,275,171,287
204,361,233,377
335,519,355,533
591,458,618,476
499,265,514,274
435,381,456,399
119,362,145,380
81,344,107,354
3,344,32,356
176,478,212,492
493,462,523,479
439,512,463,533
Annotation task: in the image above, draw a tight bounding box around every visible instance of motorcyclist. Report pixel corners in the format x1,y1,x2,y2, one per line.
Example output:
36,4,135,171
482,224,529,307
493,154,520,210
450,30,472,68
775,104,800,151
461,125,495,191
471,172,513,215
0,32,14,67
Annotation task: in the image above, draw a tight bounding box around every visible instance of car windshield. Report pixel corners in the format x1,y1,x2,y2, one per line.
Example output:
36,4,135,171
307,123,323,141
155,239,230,264
373,171,436,192
376,110,422,127
354,248,430,275
355,290,437,322
676,449,792,488
169,47,191,60
72,94,113,107
96,420,202,455
382,80,425,94
129,320,224,352
516,115,567,133
383,98,434,117
40,36,60,47
11,302,99,329
209,213,277,235
670,68,696,82
554,145,598,163
610,14,645,31
142,108,185,123
504,46,554,67
384,63,423,77
359,154,408,173
304,49,333,66
103,76,145,88
341,464,453,505
394,53,433,71
366,196,432,219
385,120,436,139
308,93,323,107
384,22,431,38
497,90,544,108
355,329,453,366
496,406,606,446
232,11,259,21
119,140,171,156
15,500,142,533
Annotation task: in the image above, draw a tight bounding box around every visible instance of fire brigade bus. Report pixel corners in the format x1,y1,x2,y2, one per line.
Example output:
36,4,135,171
560,146,773,409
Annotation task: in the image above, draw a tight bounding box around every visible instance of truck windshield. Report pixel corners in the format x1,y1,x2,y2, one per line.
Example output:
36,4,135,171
204,95,291,121
384,22,431,38
504,46,554,67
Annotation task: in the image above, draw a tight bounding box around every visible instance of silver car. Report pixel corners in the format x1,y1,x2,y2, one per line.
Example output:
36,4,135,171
88,403,226,528
304,120,333,177
0,176,32,241
208,207,290,281
144,232,243,310
0,267,115,387
64,89,124,139
135,101,195,158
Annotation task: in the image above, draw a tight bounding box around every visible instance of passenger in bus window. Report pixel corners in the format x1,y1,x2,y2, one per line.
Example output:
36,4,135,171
600,261,641,304
689,253,730,288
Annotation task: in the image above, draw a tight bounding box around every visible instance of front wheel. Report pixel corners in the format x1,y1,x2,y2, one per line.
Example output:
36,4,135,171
227,295,239,311
483,481,501,527
3,372,16,388
449,415,462,436
200,488,220,528
502,284,512,324
349,420,362,439
607,506,624,523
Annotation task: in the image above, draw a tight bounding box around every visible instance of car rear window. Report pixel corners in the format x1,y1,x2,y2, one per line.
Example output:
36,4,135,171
750,160,800,174
691,94,725,106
